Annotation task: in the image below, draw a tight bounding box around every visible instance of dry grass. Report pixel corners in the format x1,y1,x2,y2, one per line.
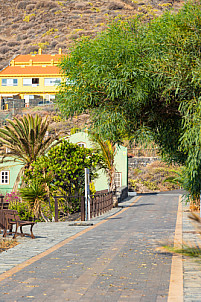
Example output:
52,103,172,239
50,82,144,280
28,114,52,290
0,237,18,253
163,242,201,258
129,160,182,193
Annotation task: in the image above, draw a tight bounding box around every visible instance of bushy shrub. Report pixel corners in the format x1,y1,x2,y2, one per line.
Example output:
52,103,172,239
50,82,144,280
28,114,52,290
4,191,21,204
21,24,31,31
69,34,79,40
74,3,87,10
56,43,66,49
16,35,23,41
17,1,27,9
12,17,21,22
11,24,19,29
108,2,124,10
23,39,32,45
9,200,35,221
26,45,39,53
26,4,36,11
7,41,20,47
36,1,58,9
4,22,12,26
6,191,35,221
50,41,58,48
0,46,10,54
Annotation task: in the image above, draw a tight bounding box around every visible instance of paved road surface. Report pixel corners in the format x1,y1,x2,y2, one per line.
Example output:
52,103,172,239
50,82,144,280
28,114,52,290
0,195,179,302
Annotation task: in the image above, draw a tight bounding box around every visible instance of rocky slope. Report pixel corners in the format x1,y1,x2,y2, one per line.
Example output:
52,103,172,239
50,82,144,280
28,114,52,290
0,0,183,70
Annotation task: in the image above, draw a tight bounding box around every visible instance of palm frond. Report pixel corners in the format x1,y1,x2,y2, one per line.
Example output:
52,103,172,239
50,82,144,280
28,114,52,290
0,114,59,190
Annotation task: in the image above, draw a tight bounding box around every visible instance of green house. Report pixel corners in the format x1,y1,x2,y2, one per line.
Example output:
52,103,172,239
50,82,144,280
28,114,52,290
69,132,128,191
0,159,23,195
0,132,128,194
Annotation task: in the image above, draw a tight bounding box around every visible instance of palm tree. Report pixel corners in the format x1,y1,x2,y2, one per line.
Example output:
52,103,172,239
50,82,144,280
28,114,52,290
90,133,117,192
0,114,59,190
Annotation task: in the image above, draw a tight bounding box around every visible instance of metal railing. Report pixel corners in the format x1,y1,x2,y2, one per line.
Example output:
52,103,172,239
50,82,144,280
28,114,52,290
53,195,84,222
88,191,113,220
54,191,113,222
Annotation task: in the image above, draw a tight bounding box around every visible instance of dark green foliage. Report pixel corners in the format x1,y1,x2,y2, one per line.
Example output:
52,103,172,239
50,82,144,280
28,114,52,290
19,180,47,218
9,200,35,221
23,140,103,215
57,1,201,199
24,140,103,195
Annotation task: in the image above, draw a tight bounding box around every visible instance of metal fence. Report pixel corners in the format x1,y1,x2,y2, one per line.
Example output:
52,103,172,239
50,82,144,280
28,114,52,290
87,191,113,221
53,195,84,222
54,191,113,222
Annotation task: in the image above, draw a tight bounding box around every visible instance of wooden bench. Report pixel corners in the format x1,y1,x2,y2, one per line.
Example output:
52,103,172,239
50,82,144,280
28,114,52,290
0,209,17,236
4,211,35,239
0,196,8,210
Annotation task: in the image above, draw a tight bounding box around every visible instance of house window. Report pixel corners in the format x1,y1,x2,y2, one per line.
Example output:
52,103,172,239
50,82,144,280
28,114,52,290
77,142,86,148
0,171,9,184
32,78,39,86
114,172,122,188
44,78,61,86
23,78,39,86
50,95,55,101
2,79,18,86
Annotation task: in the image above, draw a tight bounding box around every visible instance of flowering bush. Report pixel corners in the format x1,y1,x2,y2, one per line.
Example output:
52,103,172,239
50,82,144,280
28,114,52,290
7,191,35,221
4,191,21,204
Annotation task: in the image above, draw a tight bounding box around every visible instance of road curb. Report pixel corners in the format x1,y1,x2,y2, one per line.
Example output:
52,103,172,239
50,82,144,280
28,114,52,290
168,196,183,302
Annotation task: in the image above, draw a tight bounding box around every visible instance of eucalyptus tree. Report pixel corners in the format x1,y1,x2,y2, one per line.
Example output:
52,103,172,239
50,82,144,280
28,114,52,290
0,114,59,190
57,0,201,201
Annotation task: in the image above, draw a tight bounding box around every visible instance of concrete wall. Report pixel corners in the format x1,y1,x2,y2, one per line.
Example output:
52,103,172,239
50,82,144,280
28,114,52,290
128,157,159,180
128,157,158,169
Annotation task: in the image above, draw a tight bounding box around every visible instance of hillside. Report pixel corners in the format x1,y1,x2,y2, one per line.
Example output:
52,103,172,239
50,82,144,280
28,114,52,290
0,0,184,70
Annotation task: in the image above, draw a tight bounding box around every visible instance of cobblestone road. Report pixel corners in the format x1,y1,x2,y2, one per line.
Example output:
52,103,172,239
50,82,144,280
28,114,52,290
0,195,179,302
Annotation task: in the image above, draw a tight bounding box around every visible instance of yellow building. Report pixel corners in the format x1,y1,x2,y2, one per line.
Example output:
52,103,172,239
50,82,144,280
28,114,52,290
0,48,64,106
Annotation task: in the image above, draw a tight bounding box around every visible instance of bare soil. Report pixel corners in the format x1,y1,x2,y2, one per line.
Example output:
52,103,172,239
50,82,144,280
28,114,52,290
129,160,182,193
0,0,185,71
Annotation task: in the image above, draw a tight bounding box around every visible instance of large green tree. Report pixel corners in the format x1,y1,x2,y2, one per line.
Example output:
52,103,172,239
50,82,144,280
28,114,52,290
57,0,201,200
23,140,103,217
24,140,103,195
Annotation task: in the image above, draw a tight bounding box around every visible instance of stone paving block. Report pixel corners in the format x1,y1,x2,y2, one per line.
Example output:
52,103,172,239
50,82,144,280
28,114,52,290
183,205,201,302
0,195,194,301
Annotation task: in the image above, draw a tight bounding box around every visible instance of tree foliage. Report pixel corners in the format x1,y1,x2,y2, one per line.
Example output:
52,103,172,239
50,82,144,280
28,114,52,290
57,0,201,198
24,140,103,196
19,180,46,219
